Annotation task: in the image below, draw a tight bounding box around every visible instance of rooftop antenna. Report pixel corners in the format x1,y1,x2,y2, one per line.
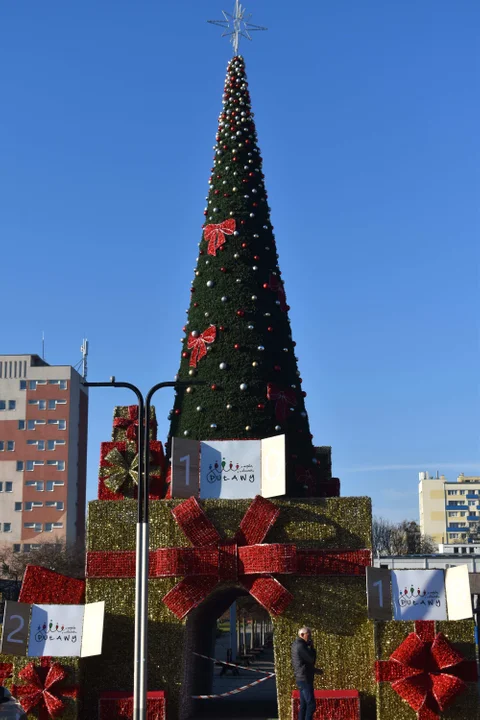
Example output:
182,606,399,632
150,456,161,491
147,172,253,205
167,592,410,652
208,0,267,56
42,332,45,360
80,338,89,380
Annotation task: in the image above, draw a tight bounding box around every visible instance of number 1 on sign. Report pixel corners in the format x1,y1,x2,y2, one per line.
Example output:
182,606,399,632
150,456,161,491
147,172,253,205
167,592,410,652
180,455,190,486
373,580,384,607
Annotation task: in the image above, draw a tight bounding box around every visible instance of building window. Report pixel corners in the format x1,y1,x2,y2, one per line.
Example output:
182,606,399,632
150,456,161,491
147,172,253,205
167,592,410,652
56,501,64,510
25,502,32,511
3,523,11,532
16,461,24,471
46,480,64,491
59,420,66,430
59,380,67,390
8,400,16,410
0,401,5,410
7,441,15,451
26,460,44,471
14,502,22,511
48,399,67,410
18,420,25,430
13,544,21,553
52,522,63,529
0,441,3,452
45,523,53,532
29,380,37,390
47,439,66,450
5,482,12,492
20,380,27,390
454,547,459,553
39,400,46,410
46,460,65,471
0,482,3,491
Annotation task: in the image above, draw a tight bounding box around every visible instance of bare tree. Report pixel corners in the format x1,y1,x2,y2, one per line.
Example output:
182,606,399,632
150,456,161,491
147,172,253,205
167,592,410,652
372,517,436,557
0,541,85,581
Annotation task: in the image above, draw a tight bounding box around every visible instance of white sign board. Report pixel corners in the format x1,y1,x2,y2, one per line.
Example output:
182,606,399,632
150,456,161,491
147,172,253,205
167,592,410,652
28,604,84,657
392,569,447,621
27,602,105,657
171,435,285,499
446,566,473,621
200,440,261,499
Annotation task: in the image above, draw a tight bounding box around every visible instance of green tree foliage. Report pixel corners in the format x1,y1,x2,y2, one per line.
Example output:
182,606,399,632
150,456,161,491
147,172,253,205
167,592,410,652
167,55,332,497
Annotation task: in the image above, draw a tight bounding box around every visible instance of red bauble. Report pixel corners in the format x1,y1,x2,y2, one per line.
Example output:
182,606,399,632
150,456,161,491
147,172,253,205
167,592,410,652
211,384,217,391
236,310,245,317
262,283,269,289
232,157,237,162
257,403,265,410
219,245,225,251
174,409,181,415
214,190,219,195
253,255,260,260
274,365,281,371
219,326,225,331
242,242,247,248
193,302,199,307
240,220,245,225
234,343,240,350
190,288,195,293
220,267,227,272
182,352,189,358
267,327,273,332
253,202,258,207
199,250,204,255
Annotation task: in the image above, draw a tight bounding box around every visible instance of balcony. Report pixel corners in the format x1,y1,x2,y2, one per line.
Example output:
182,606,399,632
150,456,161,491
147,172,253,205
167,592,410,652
466,494,478,500
447,524,468,531
468,516,479,522
446,504,468,510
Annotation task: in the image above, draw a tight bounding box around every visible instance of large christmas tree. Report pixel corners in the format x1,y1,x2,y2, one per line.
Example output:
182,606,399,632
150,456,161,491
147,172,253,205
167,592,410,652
167,54,339,498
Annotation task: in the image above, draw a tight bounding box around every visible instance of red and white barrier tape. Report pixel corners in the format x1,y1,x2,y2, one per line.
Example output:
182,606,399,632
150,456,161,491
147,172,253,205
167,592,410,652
193,651,273,675
191,651,275,699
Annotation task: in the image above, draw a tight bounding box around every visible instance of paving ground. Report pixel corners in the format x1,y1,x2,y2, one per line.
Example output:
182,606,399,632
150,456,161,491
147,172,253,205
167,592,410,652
189,636,278,720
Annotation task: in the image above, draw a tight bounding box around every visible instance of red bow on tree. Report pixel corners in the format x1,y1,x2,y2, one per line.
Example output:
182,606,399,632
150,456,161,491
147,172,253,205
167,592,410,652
268,273,287,311
187,326,217,367
376,621,478,720
13,660,79,720
266,383,297,422
203,218,236,256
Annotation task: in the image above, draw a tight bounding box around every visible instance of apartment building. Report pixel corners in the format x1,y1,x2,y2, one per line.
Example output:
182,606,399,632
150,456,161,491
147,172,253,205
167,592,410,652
0,355,88,552
419,471,480,546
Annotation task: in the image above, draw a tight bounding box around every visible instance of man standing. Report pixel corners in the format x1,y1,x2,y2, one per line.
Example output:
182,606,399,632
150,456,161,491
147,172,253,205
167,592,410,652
291,626,318,720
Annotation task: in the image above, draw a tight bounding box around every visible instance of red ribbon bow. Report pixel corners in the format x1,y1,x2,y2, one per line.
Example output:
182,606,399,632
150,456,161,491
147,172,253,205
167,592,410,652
376,621,478,720
187,326,217,367
266,382,297,422
268,273,287,311
86,496,371,619
0,662,12,682
203,218,236,256
13,660,79,720
113,406,140,441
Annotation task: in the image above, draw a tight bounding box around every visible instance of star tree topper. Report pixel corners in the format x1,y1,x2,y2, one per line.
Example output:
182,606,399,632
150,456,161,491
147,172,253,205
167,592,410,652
208,0,267,55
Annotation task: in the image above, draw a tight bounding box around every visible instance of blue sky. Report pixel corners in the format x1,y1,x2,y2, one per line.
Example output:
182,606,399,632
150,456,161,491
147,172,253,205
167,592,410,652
1,1,478,522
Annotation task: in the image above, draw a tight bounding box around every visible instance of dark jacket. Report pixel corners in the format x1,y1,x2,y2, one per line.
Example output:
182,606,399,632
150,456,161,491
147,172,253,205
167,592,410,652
291,637,317,683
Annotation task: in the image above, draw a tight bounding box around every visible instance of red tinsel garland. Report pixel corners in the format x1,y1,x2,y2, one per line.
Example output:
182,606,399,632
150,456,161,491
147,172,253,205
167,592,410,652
375,620,478,720
19,565,85,604
87,495,371,619
99,691,165,720
292,690,360,720
0,662,13,683
12,658,79,720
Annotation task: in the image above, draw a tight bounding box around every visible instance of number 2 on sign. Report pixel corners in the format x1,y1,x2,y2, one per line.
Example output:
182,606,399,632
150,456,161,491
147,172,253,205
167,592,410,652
7,615,25,644
373,580,384,607
180,455,190,486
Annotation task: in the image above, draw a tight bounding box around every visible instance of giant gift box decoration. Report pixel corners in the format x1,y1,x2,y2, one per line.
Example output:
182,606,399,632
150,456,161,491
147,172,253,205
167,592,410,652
291,689,360,720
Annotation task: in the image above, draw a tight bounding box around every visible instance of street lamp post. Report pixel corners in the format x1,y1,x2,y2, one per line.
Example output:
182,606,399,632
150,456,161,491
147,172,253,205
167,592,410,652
83,378,200,720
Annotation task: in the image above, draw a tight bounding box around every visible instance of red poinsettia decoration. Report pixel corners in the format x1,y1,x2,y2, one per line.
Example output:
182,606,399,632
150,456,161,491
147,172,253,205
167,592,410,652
266,382,297,422
203,218,236,256
268,273,287,311
13,660,79,719
187,326,217,367
295,465,317,496
376,621,478,720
